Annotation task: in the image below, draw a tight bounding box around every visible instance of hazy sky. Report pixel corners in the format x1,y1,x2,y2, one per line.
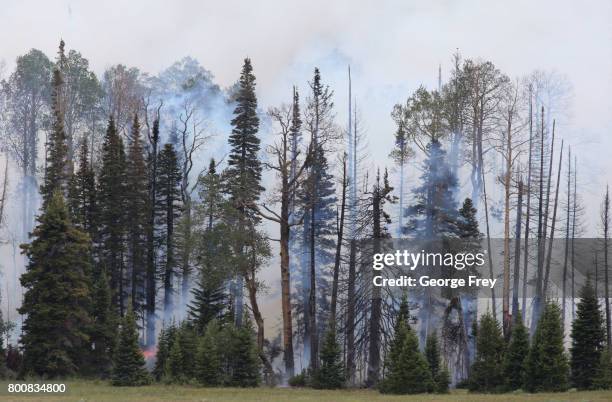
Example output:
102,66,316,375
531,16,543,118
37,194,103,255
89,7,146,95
1,0,611,336
1,0,611,226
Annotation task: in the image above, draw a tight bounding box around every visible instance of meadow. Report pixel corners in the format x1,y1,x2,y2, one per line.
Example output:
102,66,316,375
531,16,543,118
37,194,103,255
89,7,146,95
0,382,611,402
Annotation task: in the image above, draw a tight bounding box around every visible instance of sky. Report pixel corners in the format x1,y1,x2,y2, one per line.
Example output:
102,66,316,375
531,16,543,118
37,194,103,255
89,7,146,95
1,0,611,335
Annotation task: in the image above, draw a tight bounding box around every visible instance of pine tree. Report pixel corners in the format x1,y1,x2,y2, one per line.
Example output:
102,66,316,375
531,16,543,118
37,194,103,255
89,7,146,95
126,115,149,316
153,323,177,381
404,140,458,239
524,302,569,392
435,367,451,394
67,137,96,236
468,312,505,392
312,326,344,389
41,69,69,208
380,321,433,394
225,58,263,222
88,270,117,378
156,143,182,318
229,315,260,387
98,117,128,314
425,331,441,381
111,305,151,386
593,347,612,389
503,312,529,390
196,320,222,386
188,270,226,334
164,333,183,382
19,191,92,377
571,277,606,389
225,58,263,326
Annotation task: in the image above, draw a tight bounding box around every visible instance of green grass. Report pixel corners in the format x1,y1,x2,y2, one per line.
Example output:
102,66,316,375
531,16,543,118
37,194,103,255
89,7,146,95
0,381,611,402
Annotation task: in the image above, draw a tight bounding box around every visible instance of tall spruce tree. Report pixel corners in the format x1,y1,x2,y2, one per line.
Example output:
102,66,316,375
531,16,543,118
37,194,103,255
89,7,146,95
126,115,149,316
111,305,151,386
225,58,263,326
98,116,128,314
503,312,529,390
156,143,182,319
468,312,505,392
571,277,606,389
524,302,569,392
19,191,92,377
41,69,69,208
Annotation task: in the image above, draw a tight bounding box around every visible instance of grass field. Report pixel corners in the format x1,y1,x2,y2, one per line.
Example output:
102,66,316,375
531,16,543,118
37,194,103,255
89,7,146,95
0,382,611,402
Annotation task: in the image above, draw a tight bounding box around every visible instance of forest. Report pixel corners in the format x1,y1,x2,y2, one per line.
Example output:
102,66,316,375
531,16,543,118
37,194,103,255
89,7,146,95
0,39,610,397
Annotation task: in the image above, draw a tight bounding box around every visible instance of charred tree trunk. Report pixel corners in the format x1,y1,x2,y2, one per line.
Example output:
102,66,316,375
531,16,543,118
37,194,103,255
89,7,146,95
345,239,357,384
331,154,347,324
511,179,523,324
543,137,563,297
522,90,533,321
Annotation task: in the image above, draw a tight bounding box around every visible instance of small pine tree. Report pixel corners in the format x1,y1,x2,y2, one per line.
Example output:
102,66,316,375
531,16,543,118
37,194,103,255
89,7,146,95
312,326,344,389
164,323,197,383
153,322,177,381
425,331,441,381
468,312,505,392
593,347,612,389
196,320,222,386
381,324,433,394
570,277,606,389
111,306,150,386
503,312,529,390
435,367,451,394
380,299,433,395
164,334,183,383
524,302,569,392
229,316,260,387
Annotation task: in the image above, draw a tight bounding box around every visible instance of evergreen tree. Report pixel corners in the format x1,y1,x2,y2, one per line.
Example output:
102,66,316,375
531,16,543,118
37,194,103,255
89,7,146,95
188,269,226,334
41,69,69,207
593,347,612,389
225,58,263,222
111,305,151,386
229,315,260,387
156,143,182,318
380,320,433,394
126,115,149,316
468,312,505,392
88,270,117,378
189,161,229,333
312,326,344,389
153,323,177,381
503,312,529,390
164,333,183,382
435,367,451,394
195,320,222,386
225,58,263,326
425,331,441,381
98,117,128,314
524,302,569,392
67,137,96,236
19,191,92,377
571,277,606,389
404,140,458,239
